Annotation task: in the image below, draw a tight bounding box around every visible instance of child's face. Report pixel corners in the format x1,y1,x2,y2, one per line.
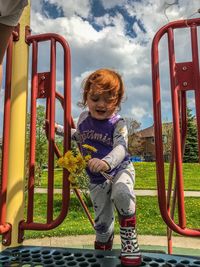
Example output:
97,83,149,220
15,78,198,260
87,92,117,120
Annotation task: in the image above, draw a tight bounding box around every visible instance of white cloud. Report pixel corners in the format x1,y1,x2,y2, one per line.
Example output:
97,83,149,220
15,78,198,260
101,0,126,9
31,13,103,44
30,0,43,14
26,1,200,130
45,0,91,18
0,0,199,137
131,106,151,121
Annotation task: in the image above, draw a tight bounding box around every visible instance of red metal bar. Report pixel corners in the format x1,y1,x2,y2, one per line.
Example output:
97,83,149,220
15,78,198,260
27,40,38,223
166,91,188,253
151,17,200,237
167,28,186,229
191,26,200,161
0,38,13,236
19,33,71,236
46,88,94,228
47,38,56,223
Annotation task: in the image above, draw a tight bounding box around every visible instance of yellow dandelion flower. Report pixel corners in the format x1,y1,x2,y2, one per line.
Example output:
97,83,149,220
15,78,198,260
66,165,78,174
64,150,74,158
84,155,91,162
63,154,78,173
57,157,65,167
82,144,97,152
76,153,86,170
57,147,92,189
68,174,78,188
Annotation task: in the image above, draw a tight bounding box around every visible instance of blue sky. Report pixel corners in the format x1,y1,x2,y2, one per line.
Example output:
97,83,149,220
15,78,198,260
0,0,200,135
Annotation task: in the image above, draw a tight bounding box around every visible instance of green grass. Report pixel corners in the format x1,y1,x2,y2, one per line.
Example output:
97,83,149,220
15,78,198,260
40,162,200,191
134,162,200,190
24,162,200,239
24,193,200,239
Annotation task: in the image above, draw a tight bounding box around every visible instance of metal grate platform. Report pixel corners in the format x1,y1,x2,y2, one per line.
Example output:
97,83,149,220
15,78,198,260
0,246,200,266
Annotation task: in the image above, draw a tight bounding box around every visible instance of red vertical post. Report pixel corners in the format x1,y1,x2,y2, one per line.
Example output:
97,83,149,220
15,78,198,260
167,28,186,228
27,40,38,223
191,25,200,161
47,39,56,223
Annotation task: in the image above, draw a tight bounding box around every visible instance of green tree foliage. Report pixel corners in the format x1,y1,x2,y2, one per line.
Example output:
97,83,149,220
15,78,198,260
125,118,144,156
35,105,48,182
183,108,198,163
162,122,173,162
26,105,48,185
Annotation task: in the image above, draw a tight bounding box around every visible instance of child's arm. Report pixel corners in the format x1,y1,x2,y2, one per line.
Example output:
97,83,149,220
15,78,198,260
55,123,78,141
102,119,129,171
55,123,64,136
56,112,88,140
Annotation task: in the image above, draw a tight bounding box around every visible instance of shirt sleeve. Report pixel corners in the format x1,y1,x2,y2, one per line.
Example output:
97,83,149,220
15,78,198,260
56,124,64,136
56,124,78,141
102,118,129,170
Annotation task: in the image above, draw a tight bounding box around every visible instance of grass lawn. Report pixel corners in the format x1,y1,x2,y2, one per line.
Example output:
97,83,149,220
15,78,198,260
24,162,199,239
39,162,200,191
24,193,200,239
134,162,200,190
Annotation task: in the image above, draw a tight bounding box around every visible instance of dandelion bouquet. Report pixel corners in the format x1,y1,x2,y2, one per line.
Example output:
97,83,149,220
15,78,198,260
57,144,97,188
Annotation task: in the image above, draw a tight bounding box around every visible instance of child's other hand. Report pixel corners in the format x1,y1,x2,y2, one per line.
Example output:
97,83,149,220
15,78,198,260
43,119,49,132
88,158,110,173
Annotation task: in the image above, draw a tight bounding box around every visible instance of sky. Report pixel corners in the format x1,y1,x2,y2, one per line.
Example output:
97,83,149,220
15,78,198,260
0,0,200,135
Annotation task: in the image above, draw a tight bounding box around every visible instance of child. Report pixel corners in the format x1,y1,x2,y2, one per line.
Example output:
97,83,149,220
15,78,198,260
57,68,141,266
0,0,28,89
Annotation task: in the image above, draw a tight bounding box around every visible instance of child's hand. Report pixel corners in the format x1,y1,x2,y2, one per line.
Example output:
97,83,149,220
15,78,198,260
88,158,110,173
43,119,49,132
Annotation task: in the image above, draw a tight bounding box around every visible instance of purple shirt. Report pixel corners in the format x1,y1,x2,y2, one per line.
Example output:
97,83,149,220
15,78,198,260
77,112,130,184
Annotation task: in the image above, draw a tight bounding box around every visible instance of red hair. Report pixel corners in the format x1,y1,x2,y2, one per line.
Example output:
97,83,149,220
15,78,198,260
80,68,124,110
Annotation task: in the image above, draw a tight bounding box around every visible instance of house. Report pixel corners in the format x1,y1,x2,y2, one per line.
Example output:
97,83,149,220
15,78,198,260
138,123,172,162
138,125,155,161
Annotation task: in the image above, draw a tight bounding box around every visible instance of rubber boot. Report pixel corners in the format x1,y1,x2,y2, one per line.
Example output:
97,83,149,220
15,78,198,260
94,233,114,251
120,216,142,266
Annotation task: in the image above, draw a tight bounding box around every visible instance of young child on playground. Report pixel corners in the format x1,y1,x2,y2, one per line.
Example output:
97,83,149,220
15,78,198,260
57,68,141,266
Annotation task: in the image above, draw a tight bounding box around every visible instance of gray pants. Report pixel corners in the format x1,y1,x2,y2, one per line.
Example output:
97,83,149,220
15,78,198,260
89,167,136,243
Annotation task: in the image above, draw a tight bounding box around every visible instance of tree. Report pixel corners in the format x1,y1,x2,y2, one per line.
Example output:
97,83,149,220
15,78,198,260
183,108,198,163
26,105,48,185
162,122,173,162
125,118,144,156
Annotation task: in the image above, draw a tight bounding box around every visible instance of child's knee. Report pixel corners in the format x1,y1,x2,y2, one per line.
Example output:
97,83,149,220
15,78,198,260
95,222,110,234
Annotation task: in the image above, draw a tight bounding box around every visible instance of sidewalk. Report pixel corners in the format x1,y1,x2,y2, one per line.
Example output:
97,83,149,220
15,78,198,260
35,188,200,197
23,234,200,256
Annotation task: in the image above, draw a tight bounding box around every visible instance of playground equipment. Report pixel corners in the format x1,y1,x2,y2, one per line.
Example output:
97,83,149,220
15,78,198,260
0,3,199,266
152,17,200,253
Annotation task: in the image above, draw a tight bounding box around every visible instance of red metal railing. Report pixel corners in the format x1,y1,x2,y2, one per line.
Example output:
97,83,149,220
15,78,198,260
18,33,93,242
18,33,71,241
0,38,13,242
152,17,200,252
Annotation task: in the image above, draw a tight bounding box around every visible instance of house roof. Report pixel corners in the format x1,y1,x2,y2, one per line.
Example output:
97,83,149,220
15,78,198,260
138,122,172,138
138,125,154,138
